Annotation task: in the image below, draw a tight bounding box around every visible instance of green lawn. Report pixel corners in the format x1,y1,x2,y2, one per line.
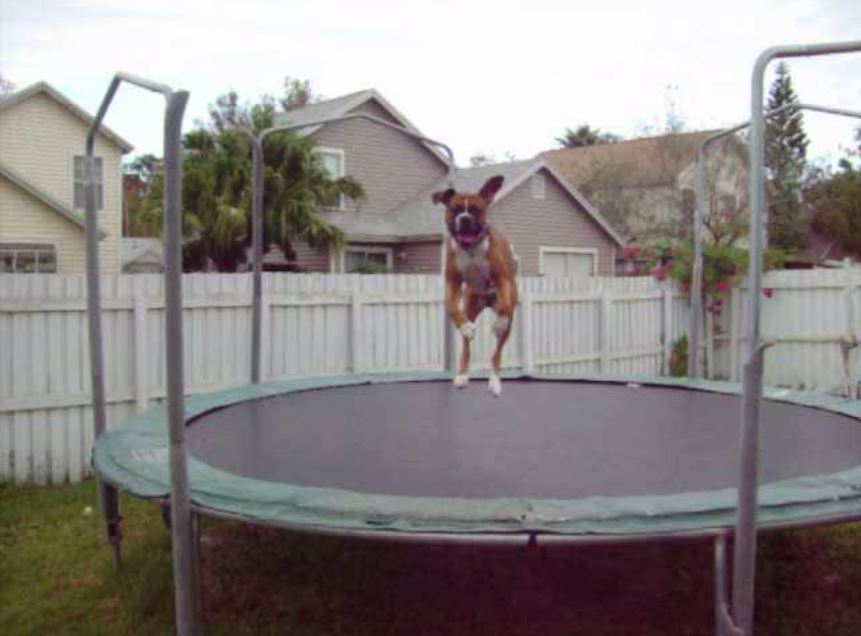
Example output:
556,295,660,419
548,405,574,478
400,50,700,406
2,480,861,635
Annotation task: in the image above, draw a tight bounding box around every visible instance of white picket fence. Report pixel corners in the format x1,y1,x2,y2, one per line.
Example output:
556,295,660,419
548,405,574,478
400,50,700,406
1,272,689,484
3,266,859,485
711,264,861,395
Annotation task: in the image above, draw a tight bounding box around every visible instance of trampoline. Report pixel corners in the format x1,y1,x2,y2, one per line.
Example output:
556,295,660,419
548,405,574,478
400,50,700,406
94,373,861,543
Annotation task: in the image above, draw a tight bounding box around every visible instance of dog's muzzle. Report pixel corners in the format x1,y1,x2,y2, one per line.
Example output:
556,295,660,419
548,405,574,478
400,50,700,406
455,212,475,233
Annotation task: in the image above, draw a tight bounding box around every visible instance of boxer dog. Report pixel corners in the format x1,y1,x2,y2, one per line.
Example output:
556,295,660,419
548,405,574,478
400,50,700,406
432,175,517,397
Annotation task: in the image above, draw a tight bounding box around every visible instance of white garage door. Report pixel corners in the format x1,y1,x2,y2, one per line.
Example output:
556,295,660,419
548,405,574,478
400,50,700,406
541,249,596,277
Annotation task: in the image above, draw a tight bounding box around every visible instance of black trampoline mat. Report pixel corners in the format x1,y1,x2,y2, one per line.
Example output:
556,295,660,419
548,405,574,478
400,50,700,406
185,380,861,500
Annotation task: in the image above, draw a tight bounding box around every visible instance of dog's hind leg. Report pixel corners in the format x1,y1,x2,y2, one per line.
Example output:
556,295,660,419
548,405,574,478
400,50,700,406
454,291,485,389
488,279,517,397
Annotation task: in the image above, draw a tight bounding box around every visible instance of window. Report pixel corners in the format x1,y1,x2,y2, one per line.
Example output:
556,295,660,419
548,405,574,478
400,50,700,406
531,173,546,200
73,156,104,211
539,247,597,277
343,246,393,273
0,243,58,273
314,148,345,209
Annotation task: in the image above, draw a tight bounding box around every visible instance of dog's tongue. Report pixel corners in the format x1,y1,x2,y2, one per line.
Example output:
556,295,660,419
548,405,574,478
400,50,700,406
459,233,478,248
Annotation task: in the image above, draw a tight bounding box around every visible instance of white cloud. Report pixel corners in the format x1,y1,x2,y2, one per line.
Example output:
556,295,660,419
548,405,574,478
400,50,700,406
1,0,859,163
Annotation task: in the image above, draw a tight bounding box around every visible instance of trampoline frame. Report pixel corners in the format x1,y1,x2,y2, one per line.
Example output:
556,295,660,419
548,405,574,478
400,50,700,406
85,40,861,636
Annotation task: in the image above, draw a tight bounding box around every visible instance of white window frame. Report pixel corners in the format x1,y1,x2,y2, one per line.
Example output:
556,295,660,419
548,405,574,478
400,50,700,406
0,239,60,273
340,245,394,273
538,246,599,277
73,155,104,211
313,147,346,210
531,173,546,200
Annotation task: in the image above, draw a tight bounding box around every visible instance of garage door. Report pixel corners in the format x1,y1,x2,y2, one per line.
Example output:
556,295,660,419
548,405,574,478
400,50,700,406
541,249,596,277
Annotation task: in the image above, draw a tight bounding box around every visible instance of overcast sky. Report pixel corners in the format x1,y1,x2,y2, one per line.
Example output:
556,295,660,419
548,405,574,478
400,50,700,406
1,0,859,166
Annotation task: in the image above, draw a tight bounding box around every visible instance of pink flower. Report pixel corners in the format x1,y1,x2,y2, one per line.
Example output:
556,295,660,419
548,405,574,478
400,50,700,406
762,287,774,298
622,246,641,260
715,280,730,293
651,264,668,281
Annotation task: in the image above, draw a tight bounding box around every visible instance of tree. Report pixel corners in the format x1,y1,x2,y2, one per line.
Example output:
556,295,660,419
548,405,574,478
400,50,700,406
555,124,621,148
280,77,318,111
808,159,861,257
135,78,363,271
123,154,163,237
0,74,15,98
765,62,810,252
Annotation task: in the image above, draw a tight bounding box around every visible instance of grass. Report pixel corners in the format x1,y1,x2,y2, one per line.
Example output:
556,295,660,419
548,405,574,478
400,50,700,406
2,479,861,635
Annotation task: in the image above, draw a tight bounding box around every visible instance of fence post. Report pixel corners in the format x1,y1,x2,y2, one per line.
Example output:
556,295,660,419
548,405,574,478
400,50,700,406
730,287,741,382
520,291,535,374
705,306,715,380
843,258,858,398
259,289,270,381
132,285,149,414
662,287,673,375
350,290,363,373
601,290,612,373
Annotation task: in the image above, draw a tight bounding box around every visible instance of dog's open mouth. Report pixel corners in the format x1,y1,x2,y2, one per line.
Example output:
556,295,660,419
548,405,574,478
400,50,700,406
453,229,481,249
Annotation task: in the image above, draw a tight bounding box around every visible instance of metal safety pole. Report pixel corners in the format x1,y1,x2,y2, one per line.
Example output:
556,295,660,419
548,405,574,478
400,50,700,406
731,40,861,636
250,137,264,383
163,89,198,636
86,73,197,636
85,78,122,570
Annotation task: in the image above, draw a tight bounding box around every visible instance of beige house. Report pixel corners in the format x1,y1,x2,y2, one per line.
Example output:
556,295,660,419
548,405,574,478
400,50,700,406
542,131,750,246
0,82,132,274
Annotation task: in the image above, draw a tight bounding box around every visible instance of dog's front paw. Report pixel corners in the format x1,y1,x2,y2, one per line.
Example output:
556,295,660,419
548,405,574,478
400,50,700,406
453,374,470,389
487,374,502,397
459,321,476,340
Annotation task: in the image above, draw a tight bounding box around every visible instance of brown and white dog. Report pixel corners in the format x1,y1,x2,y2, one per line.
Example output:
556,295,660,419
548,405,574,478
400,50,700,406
432,175,517,397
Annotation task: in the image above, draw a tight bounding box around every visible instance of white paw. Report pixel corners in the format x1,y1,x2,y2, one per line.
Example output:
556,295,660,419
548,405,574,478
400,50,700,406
453,374,470,389
488,374,502,397
493,316,510,337
459,321,476,340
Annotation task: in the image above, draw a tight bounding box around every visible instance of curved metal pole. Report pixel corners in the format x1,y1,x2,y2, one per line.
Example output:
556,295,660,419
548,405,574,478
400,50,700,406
243,113,458,382
688,102,861,378
85,79,122,571
731,40,861,636
86,73,198,636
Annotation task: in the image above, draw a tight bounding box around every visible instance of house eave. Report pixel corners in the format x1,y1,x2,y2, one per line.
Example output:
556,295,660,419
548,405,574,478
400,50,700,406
0,160,107,239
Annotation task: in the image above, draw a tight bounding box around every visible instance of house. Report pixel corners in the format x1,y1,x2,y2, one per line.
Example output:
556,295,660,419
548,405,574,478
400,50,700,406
541,131,750,249
274,90,624,276
0,82,132,274
121,237,163,273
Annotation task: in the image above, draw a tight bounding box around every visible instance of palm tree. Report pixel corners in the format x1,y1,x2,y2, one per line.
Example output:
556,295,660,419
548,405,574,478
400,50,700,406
556,124,622,148
138,93,363,272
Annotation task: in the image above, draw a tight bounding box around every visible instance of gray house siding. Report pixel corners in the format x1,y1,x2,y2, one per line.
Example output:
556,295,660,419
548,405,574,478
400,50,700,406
491,169,616,276
310,100,447,216
396,240,441,273
292,240,330,272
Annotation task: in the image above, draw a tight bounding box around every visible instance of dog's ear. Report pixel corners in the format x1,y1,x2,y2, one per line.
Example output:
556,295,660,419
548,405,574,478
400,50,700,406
479,176,504,203
431,188,456,205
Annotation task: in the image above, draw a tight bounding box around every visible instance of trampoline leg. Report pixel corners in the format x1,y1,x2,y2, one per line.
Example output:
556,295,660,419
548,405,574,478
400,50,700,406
191,513,204,635
98,476,123,571
714,533,744,636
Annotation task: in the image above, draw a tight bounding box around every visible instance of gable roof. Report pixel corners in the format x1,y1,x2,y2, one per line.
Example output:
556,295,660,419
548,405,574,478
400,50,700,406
322,158,625,246
274,88,449,165
541,130,720,190
0,81,134,153
0,160,106,238
122,238,163,266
